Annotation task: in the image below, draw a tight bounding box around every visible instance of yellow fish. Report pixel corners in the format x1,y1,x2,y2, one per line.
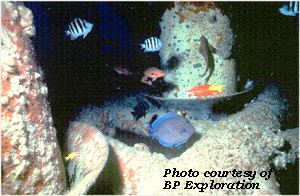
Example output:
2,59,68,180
65,152,81,161
177,110,186,116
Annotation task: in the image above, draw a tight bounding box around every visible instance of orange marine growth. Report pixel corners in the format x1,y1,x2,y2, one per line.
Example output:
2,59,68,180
187,84,225,99
141,67,165,85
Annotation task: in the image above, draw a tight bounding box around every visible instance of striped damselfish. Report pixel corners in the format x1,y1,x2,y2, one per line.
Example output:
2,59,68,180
140,37,163,52
279,1,299,16
147,113,196,149
65,18,93,40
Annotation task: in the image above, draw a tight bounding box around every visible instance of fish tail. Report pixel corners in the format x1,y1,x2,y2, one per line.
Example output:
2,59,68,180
131,111,140,121
139,43,145,50
60,29,70,40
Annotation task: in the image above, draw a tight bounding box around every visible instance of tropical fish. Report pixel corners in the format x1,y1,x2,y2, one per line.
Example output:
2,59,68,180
187,84,225,99
243,79,254,90
141,67,165,85
177,110,186,116
65,18,93,40
199,35,217,84
65,152,81,161
147,113,196,149
114,67,132,76
131,101,150,121
279,1,299,16
140,37,163,52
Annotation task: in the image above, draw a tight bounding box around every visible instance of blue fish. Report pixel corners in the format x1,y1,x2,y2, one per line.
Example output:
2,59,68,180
147,113,196,149
65,18,93,40
131,101,150,121
279,1,299,16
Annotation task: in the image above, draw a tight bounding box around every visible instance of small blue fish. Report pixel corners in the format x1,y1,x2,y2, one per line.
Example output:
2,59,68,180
140,37,163,52
65,18,93,40
131,101,150,121
279,1,299,16
147,114,196,149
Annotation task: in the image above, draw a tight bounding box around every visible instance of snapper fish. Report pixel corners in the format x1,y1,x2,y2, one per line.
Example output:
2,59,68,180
147,113,196,149
140,37,163,52
279,1,299,16
141,67,165,85
114,67,132,76
65,18,93,40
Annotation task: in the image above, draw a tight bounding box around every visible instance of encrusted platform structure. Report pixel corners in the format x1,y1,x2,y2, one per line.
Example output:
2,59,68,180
70,85,295,195
2,2,298,195
159,2,236,99
1,1,66,194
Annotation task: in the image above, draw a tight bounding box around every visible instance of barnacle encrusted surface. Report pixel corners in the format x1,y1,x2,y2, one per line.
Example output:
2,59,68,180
71,85,287,194
159,2,236,99
1,1,66,194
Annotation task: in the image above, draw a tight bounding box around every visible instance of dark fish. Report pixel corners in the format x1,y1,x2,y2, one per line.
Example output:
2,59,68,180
131,101,150,121
199,35,216,84
147,113,196,149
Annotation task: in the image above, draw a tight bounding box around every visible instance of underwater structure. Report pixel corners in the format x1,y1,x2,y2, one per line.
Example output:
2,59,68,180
1,1,298,195
1,1,66,194
159,2,236,99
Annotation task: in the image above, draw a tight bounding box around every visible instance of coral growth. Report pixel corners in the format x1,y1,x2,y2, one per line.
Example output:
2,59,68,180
159,1,235,99
67,122,109,195
69,85,288,194
1,1,66,194
174,2,218,23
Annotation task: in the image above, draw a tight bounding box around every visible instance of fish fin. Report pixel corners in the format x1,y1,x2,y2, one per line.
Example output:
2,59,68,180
70,34,77,41
141,76,148,84
139,43,145,50
147,126,155,144
131,112,139,121
83,32,88,39
150,135,155,144
158,140,173,147
208,44,217,54
147,126,154,134
61,30,70,40
175,141,186,149
175,144,182,149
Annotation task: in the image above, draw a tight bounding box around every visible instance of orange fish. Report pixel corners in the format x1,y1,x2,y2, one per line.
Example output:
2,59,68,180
187,84,225,99
141,67,165,85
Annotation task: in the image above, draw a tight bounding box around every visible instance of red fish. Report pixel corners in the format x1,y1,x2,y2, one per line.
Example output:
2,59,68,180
187,84,225,99
141,67,165,85
114,67,132,76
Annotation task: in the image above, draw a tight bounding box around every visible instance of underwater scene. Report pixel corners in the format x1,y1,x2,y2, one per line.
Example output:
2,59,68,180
1,1,299,195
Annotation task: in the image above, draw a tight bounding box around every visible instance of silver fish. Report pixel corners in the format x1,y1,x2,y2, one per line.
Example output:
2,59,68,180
140,37,163,52
65,18,93,40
